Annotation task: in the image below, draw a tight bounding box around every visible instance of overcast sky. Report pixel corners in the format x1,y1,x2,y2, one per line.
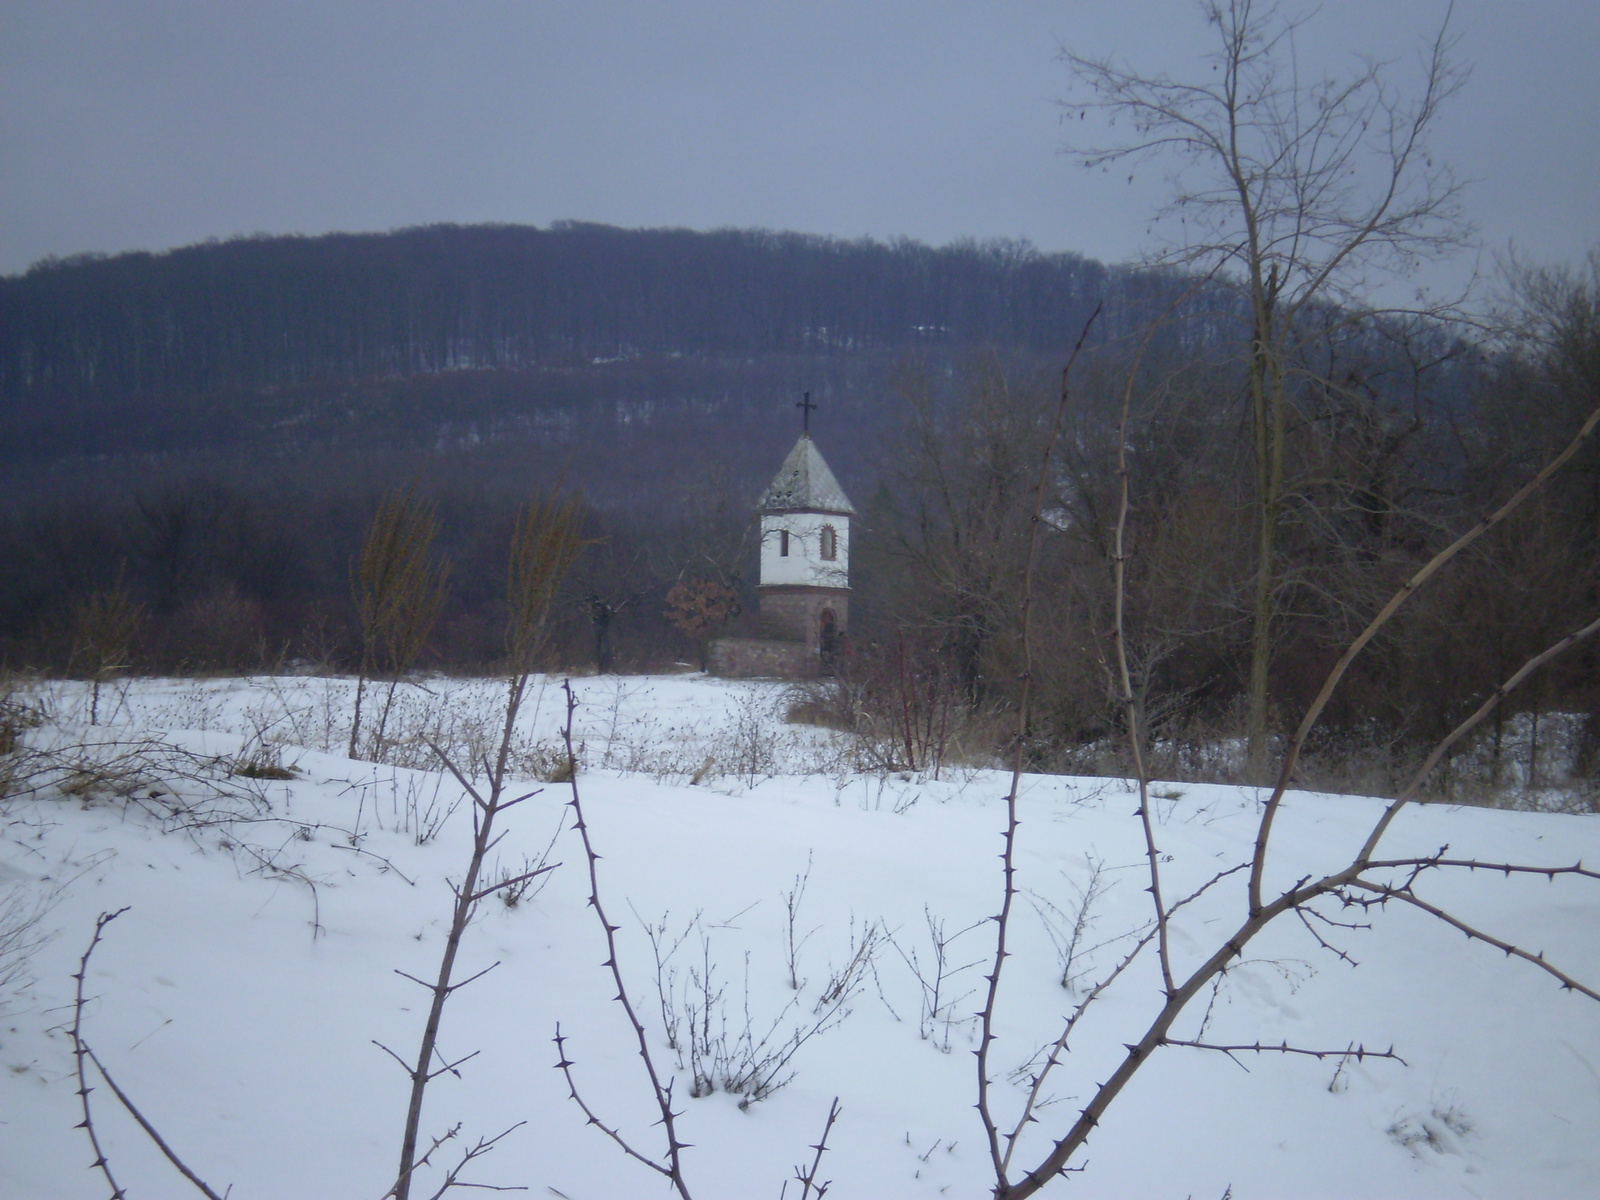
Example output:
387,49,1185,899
3,1,1596,295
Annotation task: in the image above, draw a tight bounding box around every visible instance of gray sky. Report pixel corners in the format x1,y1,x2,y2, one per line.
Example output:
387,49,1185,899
3,1,1596,295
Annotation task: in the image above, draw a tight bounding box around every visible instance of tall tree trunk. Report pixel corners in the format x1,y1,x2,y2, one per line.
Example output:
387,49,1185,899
1245,281,1285,782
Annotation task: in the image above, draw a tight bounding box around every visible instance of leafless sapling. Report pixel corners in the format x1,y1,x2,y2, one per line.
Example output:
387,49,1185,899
386,491,583,1200
349,488,451,760
1064,0,1475,777
973,305,1100,1188
70,583,144,728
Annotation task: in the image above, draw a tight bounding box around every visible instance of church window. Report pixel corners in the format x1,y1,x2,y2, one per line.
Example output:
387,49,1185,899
779,529,790,556
820,525,838,561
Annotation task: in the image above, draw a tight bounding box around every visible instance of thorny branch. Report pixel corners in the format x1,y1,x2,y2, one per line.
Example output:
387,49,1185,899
71,909,130,1200
556,679,695,1199
975,304,1101,1186
70,907,228,1200
998,541,1600,1198
418,1124,528,1200
1000,860,1248,1177
1345,881,1600,1003
791,1097,841,1200
1251,402,1600,913
1162,1039,1405,1071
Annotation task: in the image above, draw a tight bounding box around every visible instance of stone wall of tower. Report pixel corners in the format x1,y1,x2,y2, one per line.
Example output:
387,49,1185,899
757,586,849,649
706,636,817,679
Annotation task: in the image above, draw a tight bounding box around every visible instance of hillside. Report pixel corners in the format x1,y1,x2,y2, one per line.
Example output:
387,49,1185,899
0,224,1122,497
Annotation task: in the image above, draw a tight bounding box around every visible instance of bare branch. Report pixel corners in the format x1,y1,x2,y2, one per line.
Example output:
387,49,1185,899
558,680,695,1198
420,1123,528,1200
1163,1038,1405,1068
792,1097,841,1200
1253,401,1600,911
976,304,1102,1193
552,1025,676,1181
70,908,131,1200
1347,881,1600,1003
466,864,560,906
69,908,227,1200
1362,858,1599,884
82,1045,229,1200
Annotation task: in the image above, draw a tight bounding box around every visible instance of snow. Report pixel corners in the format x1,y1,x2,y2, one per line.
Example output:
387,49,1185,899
3,674,1599,1199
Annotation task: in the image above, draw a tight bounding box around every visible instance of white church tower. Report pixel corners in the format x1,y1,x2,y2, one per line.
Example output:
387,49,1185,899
709,394,855,677
758,424,854,666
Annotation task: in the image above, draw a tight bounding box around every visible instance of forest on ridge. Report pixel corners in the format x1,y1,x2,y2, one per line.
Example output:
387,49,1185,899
2,220,1596,796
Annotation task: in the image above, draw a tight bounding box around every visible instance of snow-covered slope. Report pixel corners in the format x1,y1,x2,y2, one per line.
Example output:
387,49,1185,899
3,676,1598,1199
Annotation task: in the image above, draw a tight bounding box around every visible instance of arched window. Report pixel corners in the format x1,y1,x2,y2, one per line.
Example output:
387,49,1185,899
820,525,838,561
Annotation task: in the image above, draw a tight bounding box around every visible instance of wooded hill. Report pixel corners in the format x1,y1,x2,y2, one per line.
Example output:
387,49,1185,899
0,223,1124,489
1,224,1594,798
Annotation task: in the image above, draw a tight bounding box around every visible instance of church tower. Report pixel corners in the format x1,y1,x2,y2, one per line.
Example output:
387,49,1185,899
707,395,855,678
758,431,854,667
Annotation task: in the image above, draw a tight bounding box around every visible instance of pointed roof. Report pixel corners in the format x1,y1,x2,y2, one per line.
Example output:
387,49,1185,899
760,434,855,515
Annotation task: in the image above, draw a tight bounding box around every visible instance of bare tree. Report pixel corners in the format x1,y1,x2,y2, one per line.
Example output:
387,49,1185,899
881,353,1059,707
1064,0,1473,777
976,343,1600,1195
69,582,144,726
388,490,585,1200
349,489,451,759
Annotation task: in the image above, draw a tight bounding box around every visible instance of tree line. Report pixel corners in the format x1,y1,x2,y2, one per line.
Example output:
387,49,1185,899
1,223,1595,794
1,223,1117,399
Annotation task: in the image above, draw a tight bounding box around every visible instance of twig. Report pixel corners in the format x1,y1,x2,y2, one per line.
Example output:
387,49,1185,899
466,863,560,906
557,679,695,1198
82,1045,229,1200
792,1097,841,1200
70,908,130,1200
421,1123,529,1200
1001,922,1158,1174
1347,880,1600,1002
69,907,228,1200
1000,859,1247,1175
1361,857,1599,883
1162,1038,1405,1069
553,1025,678,1180
1294,906,1360,967
976,303,1101,1188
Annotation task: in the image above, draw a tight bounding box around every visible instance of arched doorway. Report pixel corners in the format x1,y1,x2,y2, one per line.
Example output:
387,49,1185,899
819,608,838,675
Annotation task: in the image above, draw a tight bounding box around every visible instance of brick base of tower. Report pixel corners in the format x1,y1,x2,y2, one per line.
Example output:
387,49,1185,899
757,586,849,649
707,587,849,679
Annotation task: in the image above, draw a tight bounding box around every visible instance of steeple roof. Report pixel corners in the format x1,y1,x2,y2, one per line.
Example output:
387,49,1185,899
760,434,855,515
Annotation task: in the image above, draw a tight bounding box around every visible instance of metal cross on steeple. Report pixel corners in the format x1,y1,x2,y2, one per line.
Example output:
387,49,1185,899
797,391,817,434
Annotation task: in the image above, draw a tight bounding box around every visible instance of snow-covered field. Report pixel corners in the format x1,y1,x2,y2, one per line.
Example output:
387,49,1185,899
3,674,1598,1199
